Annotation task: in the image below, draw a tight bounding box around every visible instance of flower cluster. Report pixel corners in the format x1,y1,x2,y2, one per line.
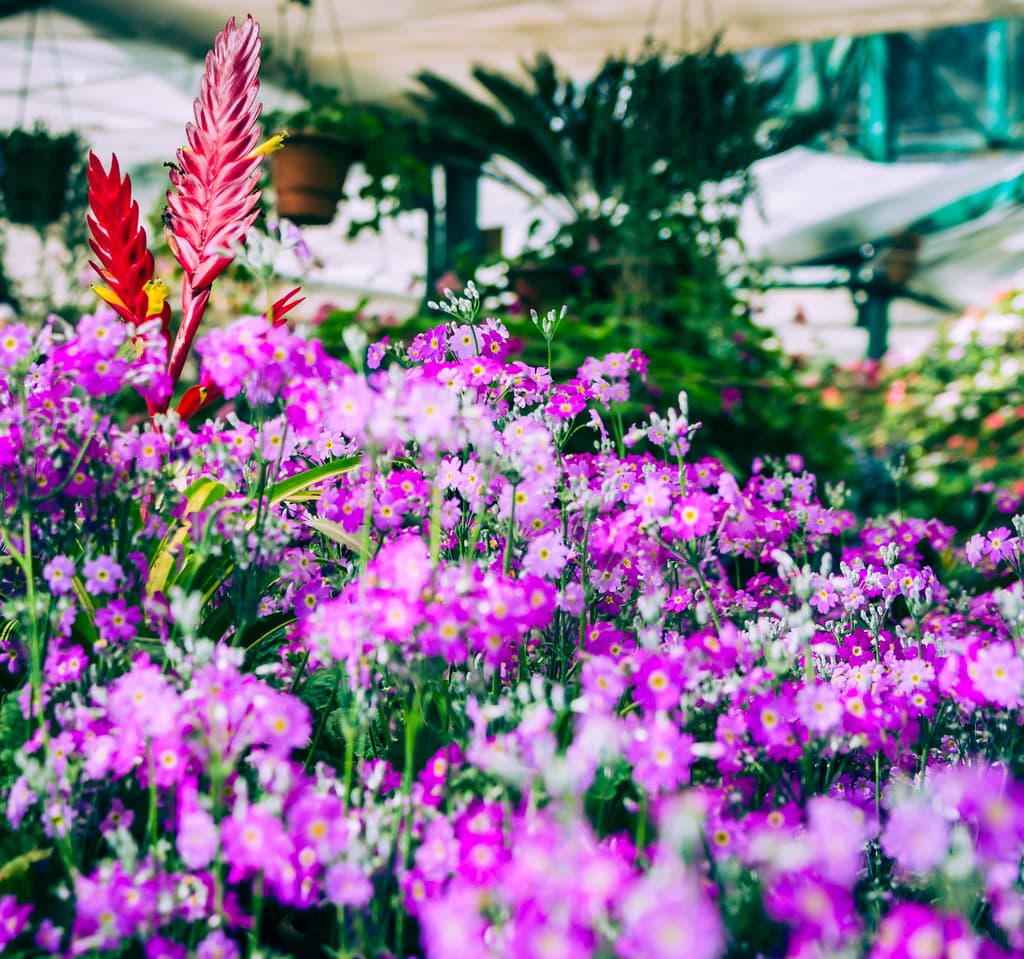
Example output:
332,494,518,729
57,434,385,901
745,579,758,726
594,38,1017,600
3,13,1024,959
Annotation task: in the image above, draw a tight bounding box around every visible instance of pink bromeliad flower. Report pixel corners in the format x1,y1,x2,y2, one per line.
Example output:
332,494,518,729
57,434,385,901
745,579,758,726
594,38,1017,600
86,16,300,421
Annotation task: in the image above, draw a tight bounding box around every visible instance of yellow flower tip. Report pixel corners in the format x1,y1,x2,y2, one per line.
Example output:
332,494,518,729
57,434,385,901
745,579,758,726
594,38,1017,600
92,285,126,310
247,132,288,159
144,277,169,316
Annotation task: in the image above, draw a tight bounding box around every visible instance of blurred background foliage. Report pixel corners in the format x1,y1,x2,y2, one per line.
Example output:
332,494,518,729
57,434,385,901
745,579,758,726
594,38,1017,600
353,42,850,479
8,25,1020,533
836,292,1024,532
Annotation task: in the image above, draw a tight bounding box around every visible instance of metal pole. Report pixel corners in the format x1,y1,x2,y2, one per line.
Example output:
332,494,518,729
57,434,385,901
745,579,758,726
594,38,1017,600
986,19,1010,144
444,164,481,267
859,34,892,162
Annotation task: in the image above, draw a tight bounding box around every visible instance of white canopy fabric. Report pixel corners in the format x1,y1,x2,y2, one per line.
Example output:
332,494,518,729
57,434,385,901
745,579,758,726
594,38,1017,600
741,147,1024,265
0,7,300,195
4,3,1024,318
913,205,1024,308
60,0,1024,102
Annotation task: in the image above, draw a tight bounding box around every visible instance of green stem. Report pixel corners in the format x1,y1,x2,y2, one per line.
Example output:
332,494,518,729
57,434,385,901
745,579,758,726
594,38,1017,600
358,454,378,591
342,724,357,814
250,873,264,956
395,685,422,951
428,481,443,573
502,483,518,576
692,559,722,632
635,790,648,863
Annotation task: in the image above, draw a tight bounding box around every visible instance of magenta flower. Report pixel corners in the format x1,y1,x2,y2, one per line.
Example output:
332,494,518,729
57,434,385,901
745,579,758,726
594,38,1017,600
965,533,986,566
77,310,127,359
983,526,1017,562
627,716,695,793
455,801,508,885
419,885,489,959
195,930,241,959
0,895,31,949
0,324,32,368
42,555,76,595
145,936,187,959
805,796,870,887
671,491,715,540
972,642,1024,708
795,683,843,737
366,336,388,370
881,796,950,875
763,873,859,948
808,574,838,614
136,430,165,471
94,599,141,646
545,386,586,419
34,919,63,952
107,662,182,739
44,644,87,685
220,802,294,884
580,655,628,711
408,325,448,363
868,903,975,959
178,805,219,870
630,476,672,522
618,868,723,959
253,691,312,756
324,862,373,907
522,531,571,578
81,555,125,595
631,654,682,714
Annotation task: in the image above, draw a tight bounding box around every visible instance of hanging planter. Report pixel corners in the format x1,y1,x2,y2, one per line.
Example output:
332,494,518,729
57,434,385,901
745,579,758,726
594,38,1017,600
268,131,357,226
0,127,80,225
264,85,436,231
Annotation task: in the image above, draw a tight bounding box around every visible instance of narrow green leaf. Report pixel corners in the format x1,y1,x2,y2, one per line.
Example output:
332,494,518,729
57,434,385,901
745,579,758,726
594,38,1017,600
267,456,361,507
306,516,368,557
0,848,50,891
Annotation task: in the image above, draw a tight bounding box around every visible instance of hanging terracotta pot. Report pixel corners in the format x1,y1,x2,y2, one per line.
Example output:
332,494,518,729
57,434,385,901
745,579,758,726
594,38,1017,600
269,132,358,226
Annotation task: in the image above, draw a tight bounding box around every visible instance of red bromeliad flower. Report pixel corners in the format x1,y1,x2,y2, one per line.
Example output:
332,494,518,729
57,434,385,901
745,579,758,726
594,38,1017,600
86,154,171,337
86,154,171,416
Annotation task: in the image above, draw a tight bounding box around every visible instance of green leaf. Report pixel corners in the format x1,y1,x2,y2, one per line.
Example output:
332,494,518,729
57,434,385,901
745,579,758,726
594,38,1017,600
267,456,361,507
0,848,50,894
306,517,368,558
146,478,230,598
241,611,297,653
182,476,231,513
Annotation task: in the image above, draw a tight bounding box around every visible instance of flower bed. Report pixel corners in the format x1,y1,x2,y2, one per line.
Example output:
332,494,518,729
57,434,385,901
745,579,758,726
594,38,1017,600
848,291,1024,530
2,16,1024,959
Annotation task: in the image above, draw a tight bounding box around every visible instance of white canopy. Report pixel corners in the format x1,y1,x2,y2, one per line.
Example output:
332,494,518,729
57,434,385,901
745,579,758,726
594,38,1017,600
4,2,1024,318
741,147,1024,264
60,0,1024,101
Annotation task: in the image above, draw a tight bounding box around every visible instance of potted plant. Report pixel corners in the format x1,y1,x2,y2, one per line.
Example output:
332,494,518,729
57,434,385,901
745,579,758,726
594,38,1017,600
412,43,829,315
265,85,434,230
0,125,81,225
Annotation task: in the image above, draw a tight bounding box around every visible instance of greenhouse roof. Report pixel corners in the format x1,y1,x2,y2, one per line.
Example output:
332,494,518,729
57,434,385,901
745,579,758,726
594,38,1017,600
48,0,1024,100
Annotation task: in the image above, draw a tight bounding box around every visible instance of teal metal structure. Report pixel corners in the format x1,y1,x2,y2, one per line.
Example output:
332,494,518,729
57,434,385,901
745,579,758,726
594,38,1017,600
858,34,891,162
766,19,1024,358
